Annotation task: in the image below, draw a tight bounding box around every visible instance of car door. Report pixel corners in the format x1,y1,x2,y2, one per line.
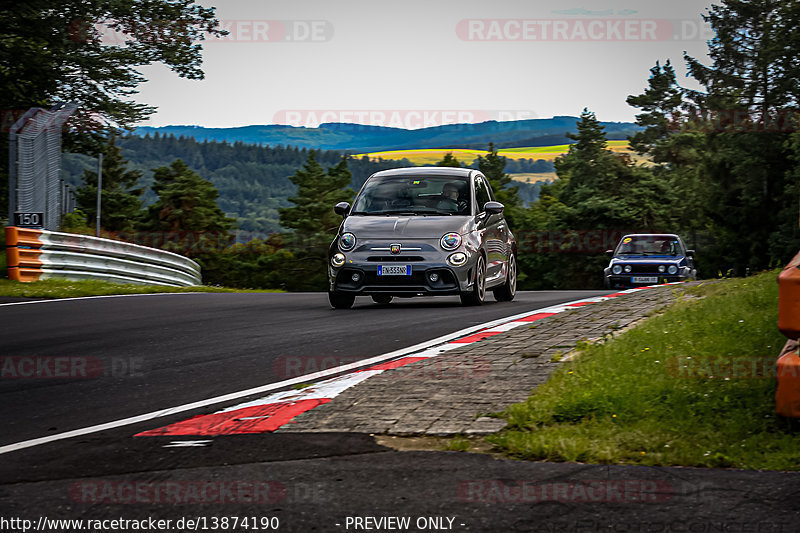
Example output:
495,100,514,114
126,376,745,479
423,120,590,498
474,175,506,283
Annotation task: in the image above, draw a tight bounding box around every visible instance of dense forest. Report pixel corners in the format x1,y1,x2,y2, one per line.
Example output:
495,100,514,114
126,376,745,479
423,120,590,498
61,134,546,234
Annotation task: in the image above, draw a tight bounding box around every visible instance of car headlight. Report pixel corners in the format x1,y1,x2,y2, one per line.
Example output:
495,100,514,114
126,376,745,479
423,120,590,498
338,233,356,252
624,265,632,273
668,265,678,275
447,252,467,266
331,253,346,267
440,233,462,251
658,265,666,273
612,265,622,275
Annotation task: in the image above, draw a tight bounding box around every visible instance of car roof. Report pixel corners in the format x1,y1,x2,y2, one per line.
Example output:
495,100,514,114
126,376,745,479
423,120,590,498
621,234,682,239
369,166,477,179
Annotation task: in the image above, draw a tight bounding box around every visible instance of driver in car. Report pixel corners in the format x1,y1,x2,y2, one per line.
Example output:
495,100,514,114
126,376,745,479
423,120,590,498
437,182,467,214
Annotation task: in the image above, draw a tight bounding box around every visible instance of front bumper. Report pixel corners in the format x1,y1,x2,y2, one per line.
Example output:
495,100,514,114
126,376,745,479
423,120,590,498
329,259,475,296
605,274,688,289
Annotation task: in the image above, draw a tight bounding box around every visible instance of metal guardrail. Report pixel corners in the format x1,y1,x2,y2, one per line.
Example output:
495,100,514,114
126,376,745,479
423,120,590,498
5,227,202,287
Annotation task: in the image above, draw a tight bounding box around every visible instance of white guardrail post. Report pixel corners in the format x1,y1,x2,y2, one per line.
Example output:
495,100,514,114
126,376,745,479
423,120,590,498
5,227,202,287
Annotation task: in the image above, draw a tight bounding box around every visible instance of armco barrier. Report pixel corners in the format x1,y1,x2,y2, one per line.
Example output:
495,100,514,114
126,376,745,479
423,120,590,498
5,227,202,287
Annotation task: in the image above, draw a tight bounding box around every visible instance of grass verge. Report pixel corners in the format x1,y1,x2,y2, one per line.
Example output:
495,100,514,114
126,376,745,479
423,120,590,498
488,271,800,470
0,278,281,299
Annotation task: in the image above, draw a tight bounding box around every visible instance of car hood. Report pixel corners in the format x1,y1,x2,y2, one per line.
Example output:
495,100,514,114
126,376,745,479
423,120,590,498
611,255,684,262
609,255,687,266
342,215,472,239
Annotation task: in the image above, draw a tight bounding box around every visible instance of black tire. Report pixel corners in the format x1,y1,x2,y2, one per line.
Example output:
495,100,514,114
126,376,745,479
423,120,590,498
493,254,517,302
460,255,486,306
328,291,355,309
371,294,393,305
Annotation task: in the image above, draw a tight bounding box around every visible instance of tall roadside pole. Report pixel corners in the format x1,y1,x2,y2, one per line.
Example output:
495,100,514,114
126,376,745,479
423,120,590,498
95,153,102,237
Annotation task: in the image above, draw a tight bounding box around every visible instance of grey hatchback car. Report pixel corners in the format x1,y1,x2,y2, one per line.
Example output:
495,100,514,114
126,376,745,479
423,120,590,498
327,167,517,309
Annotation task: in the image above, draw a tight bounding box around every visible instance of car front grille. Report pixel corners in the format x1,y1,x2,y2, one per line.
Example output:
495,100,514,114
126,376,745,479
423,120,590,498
627,264,664,274
367,256,426,262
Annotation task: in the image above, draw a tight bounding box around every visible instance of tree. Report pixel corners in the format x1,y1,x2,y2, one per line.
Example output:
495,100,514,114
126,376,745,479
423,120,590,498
680,0,800,273
435,152,463,167
143,159,235,233
477,142,523,229
0,0,224,221
278,152,354,238
75,136,145,232
278,152,355,290
684,0,800,117
626,60,684,161
0,0,225,135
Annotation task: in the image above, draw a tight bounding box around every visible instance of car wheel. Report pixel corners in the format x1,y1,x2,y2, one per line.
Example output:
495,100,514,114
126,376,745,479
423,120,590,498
328,291,355,309
371,294,393,305
460,255,486,306
603,277,611,289
493,254,517,302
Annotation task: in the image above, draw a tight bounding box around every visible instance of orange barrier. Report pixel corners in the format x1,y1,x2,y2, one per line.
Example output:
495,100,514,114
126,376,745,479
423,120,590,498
5,226,43,282
778,250,800,340
776,340,800,418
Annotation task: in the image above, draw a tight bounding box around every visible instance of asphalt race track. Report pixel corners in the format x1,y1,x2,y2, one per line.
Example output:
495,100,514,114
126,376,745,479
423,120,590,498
2,291,799,532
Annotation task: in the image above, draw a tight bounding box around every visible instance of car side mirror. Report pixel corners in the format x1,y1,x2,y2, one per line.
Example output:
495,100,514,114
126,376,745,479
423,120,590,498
606,249,614,256
484,201,504,215
334,202,350,217
686,249,695,256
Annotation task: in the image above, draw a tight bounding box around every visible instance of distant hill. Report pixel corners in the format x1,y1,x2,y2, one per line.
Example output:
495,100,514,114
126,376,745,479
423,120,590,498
132,116,640,153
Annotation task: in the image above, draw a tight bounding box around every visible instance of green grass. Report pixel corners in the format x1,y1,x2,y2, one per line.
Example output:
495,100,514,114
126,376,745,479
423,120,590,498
0,278,281,299
488,271,800,470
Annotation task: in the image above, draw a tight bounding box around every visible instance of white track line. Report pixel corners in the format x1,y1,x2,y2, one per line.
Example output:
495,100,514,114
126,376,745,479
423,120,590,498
0,292,210,307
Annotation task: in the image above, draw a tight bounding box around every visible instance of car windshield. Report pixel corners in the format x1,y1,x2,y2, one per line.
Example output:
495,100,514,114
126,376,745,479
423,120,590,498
615,235,683,256
350,175,471,216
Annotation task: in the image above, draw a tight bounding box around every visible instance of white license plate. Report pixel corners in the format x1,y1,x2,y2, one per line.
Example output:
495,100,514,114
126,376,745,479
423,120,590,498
378,265,411,276
632,276,658,284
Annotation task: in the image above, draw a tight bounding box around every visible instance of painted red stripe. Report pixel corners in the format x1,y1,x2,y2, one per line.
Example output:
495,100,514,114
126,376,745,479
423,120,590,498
604,292,626,297
517,312,557,322
361,357,428,371
450,330,503,344
134,399,329,437
566,302,593,307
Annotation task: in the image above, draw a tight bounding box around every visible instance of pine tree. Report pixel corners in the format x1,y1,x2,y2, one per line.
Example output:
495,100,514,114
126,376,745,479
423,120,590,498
435,152,463,167
626,60,684,160
76,136,145,231
680,0,800,273
477,142,523,228
142,159,235,232
278,152,354,237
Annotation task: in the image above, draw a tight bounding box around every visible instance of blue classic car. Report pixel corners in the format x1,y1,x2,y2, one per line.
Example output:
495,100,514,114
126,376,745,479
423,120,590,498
604,234,696,289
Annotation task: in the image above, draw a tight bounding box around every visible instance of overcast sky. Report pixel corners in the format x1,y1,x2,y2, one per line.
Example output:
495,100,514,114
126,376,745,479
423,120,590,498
133,0,717,129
